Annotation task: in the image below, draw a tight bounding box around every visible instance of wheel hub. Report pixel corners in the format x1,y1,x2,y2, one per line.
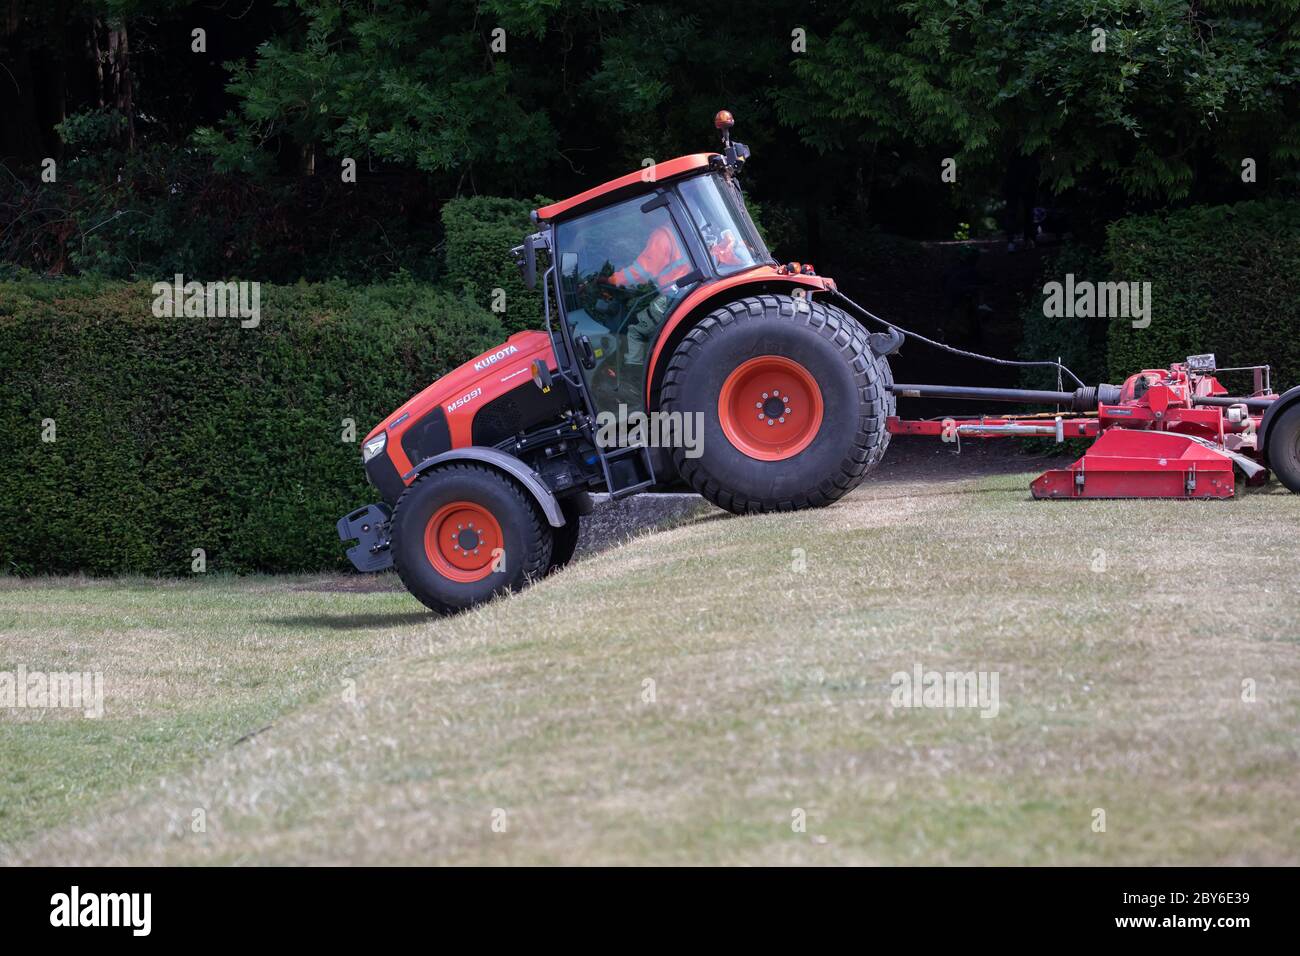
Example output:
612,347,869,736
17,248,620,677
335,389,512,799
424,502,503,583
718,355,825,461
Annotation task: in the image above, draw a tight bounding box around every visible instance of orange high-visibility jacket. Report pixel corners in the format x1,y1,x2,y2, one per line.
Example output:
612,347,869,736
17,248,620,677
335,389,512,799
610,227,692,288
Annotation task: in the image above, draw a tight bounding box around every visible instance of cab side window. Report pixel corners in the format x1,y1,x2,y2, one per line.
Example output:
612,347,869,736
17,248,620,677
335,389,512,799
555,196,697,414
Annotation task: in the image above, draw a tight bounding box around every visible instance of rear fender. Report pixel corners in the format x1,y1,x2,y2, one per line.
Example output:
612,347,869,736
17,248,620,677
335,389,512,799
404,447,566,528
645,269,835,409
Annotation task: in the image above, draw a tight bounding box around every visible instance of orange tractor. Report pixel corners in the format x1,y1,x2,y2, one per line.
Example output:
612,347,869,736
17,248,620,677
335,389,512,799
338,111,897,611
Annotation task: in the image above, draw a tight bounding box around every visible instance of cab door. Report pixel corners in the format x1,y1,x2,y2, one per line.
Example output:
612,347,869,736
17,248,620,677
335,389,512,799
552,192,702,422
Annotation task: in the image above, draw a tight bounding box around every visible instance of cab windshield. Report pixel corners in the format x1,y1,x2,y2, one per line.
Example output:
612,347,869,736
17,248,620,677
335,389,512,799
677,173,770,276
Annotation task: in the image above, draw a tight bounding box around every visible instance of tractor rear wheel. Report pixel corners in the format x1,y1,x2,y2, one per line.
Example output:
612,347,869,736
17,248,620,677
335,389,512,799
389,463,552,613
660,293,893,513
1267,403,1300,493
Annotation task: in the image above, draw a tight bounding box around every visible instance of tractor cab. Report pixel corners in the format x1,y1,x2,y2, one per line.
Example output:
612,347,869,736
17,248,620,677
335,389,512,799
551,167,769,416
502,113,777,498
529,114,771,420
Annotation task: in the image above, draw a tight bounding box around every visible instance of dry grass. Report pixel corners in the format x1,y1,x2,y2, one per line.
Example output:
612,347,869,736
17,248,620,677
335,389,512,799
3,472,1299,865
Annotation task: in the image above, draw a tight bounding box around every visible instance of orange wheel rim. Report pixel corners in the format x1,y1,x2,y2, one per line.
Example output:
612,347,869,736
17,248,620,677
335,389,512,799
423,501,503,583
717,355,824,461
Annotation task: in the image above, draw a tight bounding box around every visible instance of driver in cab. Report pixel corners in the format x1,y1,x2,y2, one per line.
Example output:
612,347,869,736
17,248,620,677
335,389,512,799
606,224,745,366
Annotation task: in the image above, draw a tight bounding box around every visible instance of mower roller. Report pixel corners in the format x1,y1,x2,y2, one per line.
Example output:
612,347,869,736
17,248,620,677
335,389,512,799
338,109,1300,614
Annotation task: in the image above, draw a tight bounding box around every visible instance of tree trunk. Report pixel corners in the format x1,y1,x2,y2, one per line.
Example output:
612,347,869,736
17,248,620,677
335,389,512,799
105,17,134,150
90,18,104,109
54,0,68,132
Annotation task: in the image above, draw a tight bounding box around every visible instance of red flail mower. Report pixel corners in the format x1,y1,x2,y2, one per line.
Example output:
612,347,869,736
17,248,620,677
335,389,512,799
890,355,1300,500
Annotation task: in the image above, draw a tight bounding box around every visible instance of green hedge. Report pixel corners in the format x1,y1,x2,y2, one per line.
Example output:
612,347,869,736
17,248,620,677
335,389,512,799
441,195,552,334
1018,243,1111,392
1106,200,1300,391
0,278,503,575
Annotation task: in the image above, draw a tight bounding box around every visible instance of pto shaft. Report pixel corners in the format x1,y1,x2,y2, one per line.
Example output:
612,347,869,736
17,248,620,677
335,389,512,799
891,382,1275,413
890,383,1120,413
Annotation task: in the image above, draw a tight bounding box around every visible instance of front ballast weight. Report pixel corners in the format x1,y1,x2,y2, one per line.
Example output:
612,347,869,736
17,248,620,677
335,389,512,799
337,503,393,572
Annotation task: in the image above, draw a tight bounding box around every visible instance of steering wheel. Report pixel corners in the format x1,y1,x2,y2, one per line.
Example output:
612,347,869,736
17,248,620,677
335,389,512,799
590,278,657,334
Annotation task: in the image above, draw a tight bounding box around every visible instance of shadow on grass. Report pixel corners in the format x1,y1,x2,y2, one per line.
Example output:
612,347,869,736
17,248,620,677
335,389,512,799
258,611,432,630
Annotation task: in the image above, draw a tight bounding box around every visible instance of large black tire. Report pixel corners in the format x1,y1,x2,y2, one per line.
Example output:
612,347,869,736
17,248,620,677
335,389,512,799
660,293,893,513
546,504,582,574
1267,403,1300,493
868,336,896,469
389,463,552,614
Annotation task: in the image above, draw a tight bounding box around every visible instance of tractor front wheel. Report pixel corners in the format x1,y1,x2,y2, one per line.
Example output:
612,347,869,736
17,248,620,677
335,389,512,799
545,502,582,574
660,294,893,513
389,463,552,613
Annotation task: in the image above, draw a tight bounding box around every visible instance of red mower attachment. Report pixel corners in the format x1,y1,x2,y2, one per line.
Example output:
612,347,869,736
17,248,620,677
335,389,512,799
1032,429,1240,499
888,354,1300,499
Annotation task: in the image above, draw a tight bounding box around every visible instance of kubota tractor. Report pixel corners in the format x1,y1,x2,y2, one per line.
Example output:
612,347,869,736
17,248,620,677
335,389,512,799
338,110,897,612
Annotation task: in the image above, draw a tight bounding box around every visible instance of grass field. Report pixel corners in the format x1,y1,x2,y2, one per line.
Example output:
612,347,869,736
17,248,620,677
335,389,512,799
2,467,1298,865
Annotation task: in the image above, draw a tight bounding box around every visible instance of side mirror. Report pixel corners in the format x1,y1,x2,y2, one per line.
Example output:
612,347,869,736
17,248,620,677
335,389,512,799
514,235,538,290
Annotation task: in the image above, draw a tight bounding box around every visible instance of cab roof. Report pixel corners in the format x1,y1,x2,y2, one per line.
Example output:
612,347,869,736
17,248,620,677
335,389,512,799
534,153,717,223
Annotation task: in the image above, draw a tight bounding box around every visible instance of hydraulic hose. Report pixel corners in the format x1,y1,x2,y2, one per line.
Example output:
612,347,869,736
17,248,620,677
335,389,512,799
826,288,1087,390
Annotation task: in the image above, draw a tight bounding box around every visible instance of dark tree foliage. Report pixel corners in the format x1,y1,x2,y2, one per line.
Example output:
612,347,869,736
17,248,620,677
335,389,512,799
1,0,1298,278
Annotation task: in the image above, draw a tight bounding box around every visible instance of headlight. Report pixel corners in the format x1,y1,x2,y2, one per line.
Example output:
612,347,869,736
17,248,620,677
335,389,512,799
362,432,387,463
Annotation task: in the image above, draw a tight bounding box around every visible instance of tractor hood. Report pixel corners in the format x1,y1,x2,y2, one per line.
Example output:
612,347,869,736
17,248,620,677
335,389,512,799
364,329,558,477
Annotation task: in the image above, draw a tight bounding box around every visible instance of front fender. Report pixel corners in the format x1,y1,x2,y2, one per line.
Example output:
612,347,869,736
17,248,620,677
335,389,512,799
403,447,566,528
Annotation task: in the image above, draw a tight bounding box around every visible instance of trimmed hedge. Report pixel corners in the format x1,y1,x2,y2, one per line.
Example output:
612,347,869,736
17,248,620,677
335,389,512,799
441,195,552,334
1106,201,1300,392
0,278,503,575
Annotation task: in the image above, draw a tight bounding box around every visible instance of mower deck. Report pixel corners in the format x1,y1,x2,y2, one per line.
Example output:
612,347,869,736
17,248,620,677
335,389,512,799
1031,429,1237,499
